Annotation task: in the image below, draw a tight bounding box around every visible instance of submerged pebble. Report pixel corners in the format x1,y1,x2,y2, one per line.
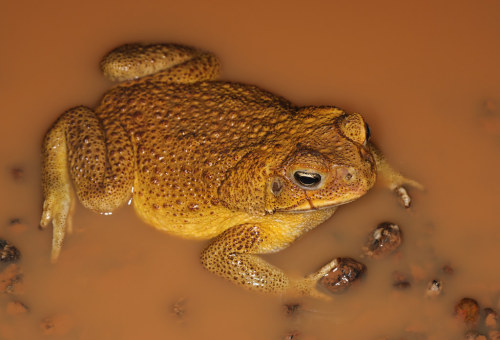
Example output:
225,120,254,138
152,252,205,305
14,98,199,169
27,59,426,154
489,330,500,340
6,300,29,315
0,264,23,294
40,314,74,336
442,264,454,275
10,167,24,181
283,330,301,340
455,297,480,329
481,99,500,135
8,218,28,234
392,271,411,289
363,222,402,258
425,279,442,298
283,303,301,318
318,257,366,294
170,297,187,321
0,239,21,263
484,307,498,329
464,330,487,340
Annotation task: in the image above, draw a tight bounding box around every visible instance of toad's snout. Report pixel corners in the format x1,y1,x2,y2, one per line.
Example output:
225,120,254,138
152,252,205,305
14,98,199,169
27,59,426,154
333,163,375,194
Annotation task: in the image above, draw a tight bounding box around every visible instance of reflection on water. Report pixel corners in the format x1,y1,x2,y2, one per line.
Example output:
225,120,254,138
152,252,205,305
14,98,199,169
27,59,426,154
1,0,499,339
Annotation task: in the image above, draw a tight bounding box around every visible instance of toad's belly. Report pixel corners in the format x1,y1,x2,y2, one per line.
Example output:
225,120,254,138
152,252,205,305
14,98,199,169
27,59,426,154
130,190,240,239
132,186,337,242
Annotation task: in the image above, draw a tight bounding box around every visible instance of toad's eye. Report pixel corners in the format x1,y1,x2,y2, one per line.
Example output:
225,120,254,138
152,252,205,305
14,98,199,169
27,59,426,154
293,170,323,189
364,123,371,143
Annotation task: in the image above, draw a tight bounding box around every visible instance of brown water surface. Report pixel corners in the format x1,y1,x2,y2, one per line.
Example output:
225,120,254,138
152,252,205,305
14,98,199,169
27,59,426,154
1,1,499,339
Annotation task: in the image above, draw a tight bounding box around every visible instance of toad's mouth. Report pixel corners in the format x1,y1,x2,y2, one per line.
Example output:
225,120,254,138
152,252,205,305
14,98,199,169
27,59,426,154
278,198,358,213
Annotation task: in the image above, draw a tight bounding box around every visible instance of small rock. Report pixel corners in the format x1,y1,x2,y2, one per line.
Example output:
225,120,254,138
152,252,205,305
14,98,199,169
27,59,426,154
464,330,487,340
464,331,485,340
484,308,498,329
40,314,74,336
10,167,24,181
8,218,28,234
6,300,29,315
283,303,301,317
484,99,498,112
170,297,187,321
8,218,22,225
481,99,500,135
392,271,411,289
488,330,500,340
455,297,480,328
363,222,402,258
283,330,301,340
0,264,23,294
425,279,442,297
0,239,21,263
318,257,366,294
442,264,454,275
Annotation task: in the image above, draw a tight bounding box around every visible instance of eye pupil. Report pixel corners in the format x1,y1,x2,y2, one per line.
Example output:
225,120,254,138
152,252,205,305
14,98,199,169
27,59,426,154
293,171,322,188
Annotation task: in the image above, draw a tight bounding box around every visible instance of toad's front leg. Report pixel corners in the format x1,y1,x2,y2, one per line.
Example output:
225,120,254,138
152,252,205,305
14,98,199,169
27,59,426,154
200,223,333,298
368,143,424,207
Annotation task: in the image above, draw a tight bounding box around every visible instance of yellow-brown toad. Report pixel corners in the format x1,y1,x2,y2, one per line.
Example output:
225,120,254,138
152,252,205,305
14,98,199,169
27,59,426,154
40,43,420,297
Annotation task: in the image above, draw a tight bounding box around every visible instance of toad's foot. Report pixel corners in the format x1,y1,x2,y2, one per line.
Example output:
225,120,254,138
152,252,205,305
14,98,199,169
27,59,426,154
291,258,340,300
40,185,75,263
40,115,76,263
369,143,424,208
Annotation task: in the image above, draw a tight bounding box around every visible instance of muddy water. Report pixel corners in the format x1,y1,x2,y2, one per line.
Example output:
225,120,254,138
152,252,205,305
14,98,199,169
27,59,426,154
1,0,499,339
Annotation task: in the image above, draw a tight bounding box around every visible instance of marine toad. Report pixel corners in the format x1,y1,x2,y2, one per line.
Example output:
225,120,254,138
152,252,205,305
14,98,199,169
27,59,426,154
40,43,421,297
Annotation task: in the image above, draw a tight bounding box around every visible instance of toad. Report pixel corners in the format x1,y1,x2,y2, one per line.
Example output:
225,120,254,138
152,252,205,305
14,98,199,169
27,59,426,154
40,43,421,297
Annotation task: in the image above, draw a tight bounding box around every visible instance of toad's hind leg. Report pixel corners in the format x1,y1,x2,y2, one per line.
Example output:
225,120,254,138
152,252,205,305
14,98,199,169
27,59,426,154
100,43,220,83
40,106,134,262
